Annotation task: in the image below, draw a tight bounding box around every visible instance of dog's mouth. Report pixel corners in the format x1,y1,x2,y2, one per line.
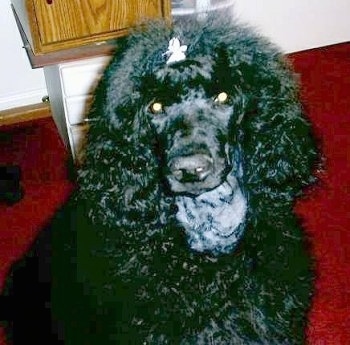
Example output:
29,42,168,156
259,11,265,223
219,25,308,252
166,153,229,196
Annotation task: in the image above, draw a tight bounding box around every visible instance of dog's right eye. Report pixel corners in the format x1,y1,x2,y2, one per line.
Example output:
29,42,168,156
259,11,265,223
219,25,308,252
214,92,229,105
149,102,164,115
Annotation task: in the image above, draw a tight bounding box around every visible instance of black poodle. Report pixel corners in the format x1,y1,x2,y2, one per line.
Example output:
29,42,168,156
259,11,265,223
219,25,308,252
4,15,317,345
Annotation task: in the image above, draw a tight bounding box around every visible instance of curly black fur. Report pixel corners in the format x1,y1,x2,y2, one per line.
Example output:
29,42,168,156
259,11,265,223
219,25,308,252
49,15,317,344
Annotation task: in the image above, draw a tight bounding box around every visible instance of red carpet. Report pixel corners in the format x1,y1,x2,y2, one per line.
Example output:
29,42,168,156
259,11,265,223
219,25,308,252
0,118,74,344
0,43,349,344
0,117,74,286
291,43,350,344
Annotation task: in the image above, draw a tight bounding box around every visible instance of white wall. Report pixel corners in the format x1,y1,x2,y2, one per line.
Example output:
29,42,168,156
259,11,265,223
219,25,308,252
234,0,350,53
0,0,46,111
0,0,349,111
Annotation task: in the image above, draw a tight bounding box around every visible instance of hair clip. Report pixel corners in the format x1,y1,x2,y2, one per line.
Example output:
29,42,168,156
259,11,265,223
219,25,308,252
163,37,187,65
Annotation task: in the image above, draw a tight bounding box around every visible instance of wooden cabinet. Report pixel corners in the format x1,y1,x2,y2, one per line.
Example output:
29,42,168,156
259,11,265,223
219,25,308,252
11,0,171,54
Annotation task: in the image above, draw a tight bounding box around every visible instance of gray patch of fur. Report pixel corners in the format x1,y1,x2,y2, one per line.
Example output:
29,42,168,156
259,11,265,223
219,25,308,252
176,173,247,255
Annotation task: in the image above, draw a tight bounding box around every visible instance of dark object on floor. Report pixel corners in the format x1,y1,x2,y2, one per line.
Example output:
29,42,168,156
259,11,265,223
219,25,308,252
0,166,23,205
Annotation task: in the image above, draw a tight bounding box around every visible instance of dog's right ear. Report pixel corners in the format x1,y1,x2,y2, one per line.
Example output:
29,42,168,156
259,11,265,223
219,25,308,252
77,52,174,229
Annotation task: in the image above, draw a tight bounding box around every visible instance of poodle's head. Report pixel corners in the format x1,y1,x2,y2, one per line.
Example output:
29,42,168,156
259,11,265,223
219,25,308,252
80,16,317,254
145,62,234,196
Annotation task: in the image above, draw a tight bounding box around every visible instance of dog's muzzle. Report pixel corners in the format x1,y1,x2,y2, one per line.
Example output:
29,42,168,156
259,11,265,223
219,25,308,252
166,151,228,196
170,154,213,183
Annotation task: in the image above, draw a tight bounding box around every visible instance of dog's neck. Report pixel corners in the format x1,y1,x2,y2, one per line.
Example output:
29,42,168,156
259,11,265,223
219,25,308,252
175,174,247,256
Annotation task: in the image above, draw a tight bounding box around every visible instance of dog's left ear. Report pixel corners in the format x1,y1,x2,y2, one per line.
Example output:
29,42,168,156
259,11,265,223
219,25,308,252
222,40,318,206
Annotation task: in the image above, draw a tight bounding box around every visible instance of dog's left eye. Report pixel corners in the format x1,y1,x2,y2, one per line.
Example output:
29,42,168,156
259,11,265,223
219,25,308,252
214,92,229,105
149,102,164,115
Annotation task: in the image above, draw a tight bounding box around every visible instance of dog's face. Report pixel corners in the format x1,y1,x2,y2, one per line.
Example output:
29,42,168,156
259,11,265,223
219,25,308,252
83,20,316,255
143,59,235,196
133,40,249,255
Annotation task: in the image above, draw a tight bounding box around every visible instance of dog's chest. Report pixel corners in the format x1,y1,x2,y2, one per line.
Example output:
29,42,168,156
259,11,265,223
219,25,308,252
175,178,247,255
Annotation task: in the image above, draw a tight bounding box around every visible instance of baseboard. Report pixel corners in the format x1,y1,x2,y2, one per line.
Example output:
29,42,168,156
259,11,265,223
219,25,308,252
0,102,51,126
0,89,48,112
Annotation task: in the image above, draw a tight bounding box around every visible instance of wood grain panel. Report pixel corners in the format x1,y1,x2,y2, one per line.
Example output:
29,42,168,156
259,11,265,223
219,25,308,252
33,0,167,44
12,0,171,55
0,102,51,126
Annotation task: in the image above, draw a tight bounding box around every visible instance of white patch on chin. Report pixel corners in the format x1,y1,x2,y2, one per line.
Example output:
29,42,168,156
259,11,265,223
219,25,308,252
175,174,247,255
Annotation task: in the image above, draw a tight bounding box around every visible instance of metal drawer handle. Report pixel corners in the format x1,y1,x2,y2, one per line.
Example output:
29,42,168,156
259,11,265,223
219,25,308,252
84,118,97,123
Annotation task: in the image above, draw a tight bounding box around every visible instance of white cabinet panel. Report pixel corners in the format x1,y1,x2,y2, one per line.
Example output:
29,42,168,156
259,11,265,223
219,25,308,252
64,95,93,126
60,56,110,97
69,124,89,164
45,55,111,162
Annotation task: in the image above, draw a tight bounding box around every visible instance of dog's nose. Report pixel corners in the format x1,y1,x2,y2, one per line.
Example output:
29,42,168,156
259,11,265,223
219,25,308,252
170,154,213,182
